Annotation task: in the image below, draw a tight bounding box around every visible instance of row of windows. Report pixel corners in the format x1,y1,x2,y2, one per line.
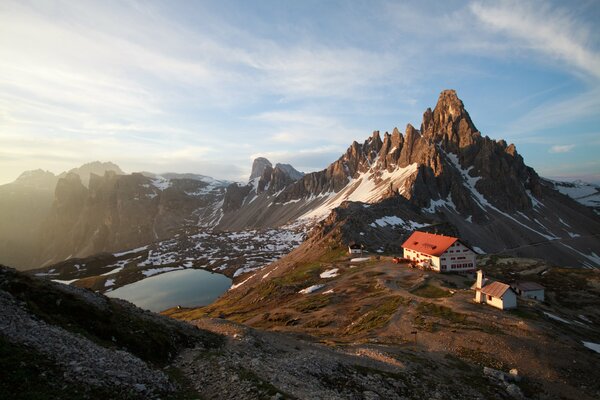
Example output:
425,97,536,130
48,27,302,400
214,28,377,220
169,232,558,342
447,249,469,253
450,263,473,269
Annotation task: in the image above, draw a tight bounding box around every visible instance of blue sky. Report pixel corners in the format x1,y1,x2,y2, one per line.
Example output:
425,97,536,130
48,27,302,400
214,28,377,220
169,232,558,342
1,0,599,184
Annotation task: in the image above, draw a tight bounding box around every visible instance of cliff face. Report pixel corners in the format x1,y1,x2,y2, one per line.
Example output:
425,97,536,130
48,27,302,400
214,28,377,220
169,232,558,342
0,170,58,268
36,172,228,266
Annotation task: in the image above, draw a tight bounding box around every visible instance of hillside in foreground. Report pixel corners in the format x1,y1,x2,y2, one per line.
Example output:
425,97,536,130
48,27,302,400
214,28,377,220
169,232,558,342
0,265,523,399
166,228,600,399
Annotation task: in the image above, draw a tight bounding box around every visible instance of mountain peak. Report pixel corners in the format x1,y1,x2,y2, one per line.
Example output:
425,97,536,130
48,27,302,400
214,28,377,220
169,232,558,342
249,157,272,181
274,163,304,181
434,89,466,119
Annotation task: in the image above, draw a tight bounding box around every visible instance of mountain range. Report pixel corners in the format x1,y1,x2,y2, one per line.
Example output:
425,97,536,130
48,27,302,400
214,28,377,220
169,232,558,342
2,90,599,271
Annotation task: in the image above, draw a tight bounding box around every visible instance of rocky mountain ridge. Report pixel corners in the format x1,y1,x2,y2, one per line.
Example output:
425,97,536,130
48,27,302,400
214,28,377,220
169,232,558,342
217,90,600,267
4,90,599,270
35,171,230,267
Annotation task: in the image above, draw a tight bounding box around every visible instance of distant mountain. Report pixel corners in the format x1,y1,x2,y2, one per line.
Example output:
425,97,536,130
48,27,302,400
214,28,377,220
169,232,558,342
544,179,600,214
0,170,58,268
5,91,599,270
60,161,124,187
218,90,600,267
275,163,304,181
35,171,230,267
249,157,272,180
0,162,232,269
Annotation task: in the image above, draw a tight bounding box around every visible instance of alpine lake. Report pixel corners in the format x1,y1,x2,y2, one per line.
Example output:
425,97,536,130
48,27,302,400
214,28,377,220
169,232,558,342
106,268,231,312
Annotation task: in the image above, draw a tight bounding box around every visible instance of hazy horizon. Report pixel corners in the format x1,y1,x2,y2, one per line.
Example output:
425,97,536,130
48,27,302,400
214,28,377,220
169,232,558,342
1,1,599,185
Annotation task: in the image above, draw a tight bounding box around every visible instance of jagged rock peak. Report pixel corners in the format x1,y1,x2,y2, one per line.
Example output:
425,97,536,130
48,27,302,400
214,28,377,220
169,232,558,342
421,89,480,151
16,169,54,180
274,163,304,181
249,157,272,181
68,161,124,176
434,89,465,119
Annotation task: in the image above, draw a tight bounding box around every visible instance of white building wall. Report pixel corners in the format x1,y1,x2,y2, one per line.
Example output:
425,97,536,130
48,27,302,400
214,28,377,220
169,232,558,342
485,291,517,310
521,289,544,301
430,256,440,271
442,241,476,272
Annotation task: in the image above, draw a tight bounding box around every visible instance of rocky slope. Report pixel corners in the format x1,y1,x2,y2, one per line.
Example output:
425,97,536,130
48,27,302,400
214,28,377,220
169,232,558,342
218,90,600,267
2,265,540,400
36,171,231,267
168,225,600,399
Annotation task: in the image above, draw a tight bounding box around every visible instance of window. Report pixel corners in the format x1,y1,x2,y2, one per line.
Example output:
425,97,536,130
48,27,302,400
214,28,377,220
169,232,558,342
488,295,492,301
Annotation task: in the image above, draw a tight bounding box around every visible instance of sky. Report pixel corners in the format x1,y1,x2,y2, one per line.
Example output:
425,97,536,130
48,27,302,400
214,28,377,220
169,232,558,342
1,0,599,185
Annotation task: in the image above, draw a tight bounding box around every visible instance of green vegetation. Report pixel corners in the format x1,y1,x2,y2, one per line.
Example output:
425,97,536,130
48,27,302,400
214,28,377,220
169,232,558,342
416,302,468,324
261,312,301,326
411,283,452,298
345,296,408,335
293,295,331,313
319,246,348,263
272,262,323,287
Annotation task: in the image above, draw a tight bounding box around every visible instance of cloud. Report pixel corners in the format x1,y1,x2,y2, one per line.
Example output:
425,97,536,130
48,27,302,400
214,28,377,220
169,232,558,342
549,144,575,154
470,1,600,79
504,87,600,136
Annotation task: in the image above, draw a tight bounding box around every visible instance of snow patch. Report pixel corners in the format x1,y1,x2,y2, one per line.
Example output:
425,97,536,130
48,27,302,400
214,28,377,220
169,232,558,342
582,341,600,354
230,275,254,290
298,284,325,294
320,268,339,278
114,245,149,257
472,246,485,254
51,279,78,285
544,312,571,324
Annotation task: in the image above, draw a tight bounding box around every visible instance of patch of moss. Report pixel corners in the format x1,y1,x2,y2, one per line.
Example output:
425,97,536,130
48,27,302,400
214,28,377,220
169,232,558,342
345,296,408,335
416,302,468,324
293,295,331,313
319,247,348,263
411,283,452,298
272,262,323,287
304,319,333,328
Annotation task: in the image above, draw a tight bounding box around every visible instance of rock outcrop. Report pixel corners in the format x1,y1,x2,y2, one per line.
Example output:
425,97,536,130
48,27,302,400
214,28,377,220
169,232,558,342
249,157,272,180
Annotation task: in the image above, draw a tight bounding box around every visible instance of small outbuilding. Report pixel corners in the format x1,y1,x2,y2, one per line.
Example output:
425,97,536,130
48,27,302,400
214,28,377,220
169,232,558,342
511,282,545,301
474,270,517,310
348,243,363,255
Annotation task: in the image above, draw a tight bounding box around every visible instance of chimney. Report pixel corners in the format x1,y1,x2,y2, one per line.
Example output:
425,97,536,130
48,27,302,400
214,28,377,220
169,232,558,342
476,270,484,289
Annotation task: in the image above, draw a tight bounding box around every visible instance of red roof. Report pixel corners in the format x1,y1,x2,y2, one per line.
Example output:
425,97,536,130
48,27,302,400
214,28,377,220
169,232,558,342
401,231,458,257
480,281,511,298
